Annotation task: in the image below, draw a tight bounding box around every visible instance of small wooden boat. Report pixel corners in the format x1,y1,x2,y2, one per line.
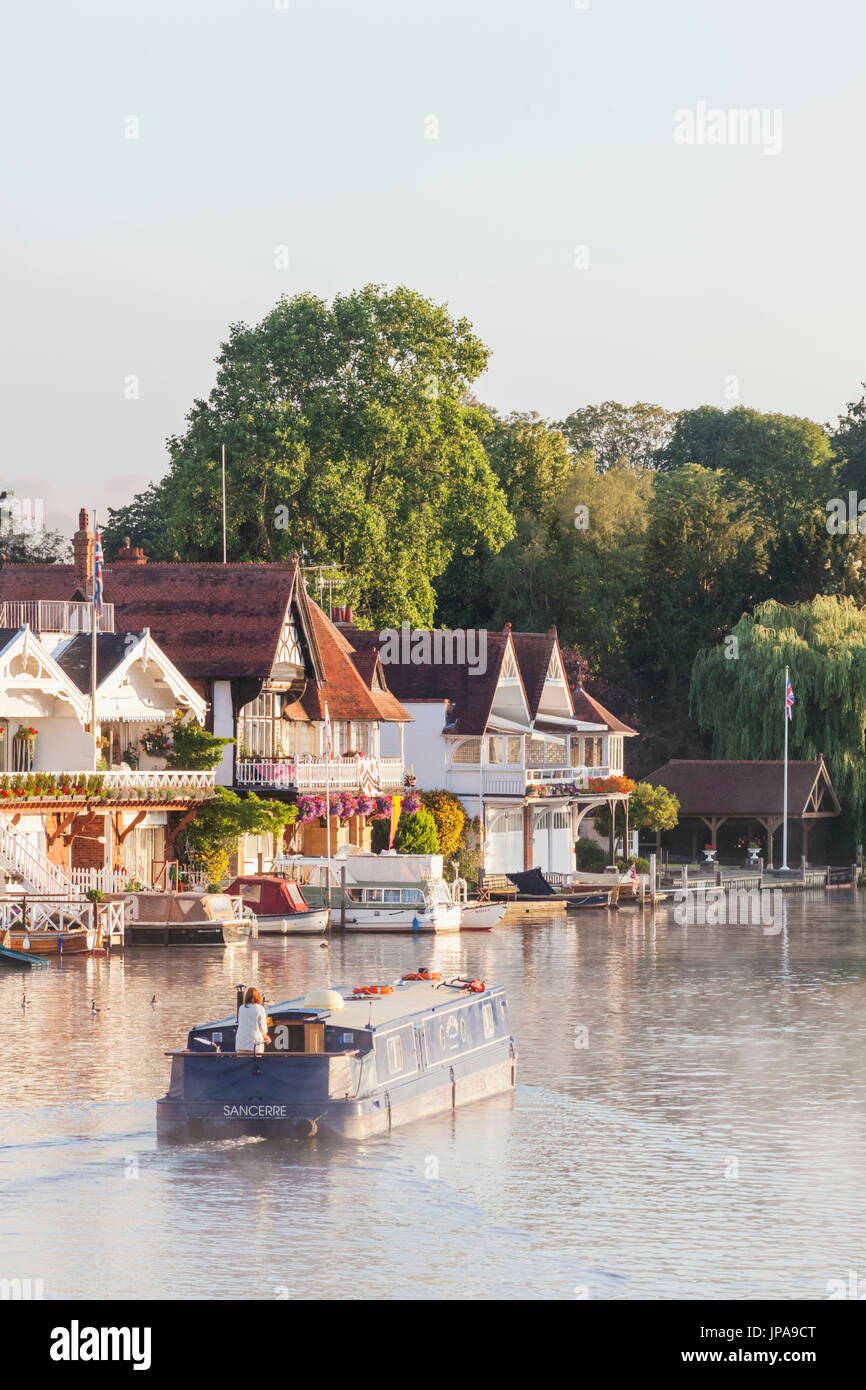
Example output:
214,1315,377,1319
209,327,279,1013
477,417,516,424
124,892,252,947
1,921,101,956
223,876,328,935
0,928,51,968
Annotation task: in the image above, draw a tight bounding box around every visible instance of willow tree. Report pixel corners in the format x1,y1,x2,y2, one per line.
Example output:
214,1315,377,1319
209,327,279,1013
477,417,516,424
690,596,866,829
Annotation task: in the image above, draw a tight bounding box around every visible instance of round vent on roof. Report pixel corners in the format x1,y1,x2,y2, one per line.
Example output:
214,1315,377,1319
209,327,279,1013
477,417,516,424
303,989,344,1011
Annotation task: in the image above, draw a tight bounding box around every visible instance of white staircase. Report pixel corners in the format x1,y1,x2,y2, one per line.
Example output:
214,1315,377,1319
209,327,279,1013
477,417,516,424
0,821,73,895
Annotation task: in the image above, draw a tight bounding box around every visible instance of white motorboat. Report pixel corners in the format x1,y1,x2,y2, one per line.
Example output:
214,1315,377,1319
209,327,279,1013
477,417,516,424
273,852,462,932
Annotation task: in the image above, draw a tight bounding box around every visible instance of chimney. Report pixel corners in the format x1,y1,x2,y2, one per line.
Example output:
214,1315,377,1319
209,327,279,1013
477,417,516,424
73,509,94,589
115,535,148,566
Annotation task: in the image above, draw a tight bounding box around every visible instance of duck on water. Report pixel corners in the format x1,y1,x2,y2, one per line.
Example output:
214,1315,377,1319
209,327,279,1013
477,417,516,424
156,971,517,1141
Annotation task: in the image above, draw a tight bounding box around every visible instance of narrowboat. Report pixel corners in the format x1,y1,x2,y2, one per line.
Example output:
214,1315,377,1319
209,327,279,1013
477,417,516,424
223,876,329,935
124,892,252,946
156,971,517,1140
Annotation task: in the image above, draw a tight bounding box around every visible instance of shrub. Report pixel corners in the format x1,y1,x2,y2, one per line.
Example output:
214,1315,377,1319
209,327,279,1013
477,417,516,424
575,838,608,872
419,789,465,856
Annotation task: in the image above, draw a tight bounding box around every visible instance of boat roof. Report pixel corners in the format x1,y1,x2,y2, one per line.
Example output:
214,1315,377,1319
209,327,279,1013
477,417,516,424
199,978,501,1033
134,892,237,923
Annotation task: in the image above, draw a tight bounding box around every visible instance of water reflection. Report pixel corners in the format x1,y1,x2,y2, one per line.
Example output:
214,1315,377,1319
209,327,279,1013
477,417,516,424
1,893,865,1299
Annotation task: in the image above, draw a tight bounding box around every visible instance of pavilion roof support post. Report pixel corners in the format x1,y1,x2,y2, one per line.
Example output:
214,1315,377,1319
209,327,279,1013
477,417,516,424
755,815,782,871
608,796,615,866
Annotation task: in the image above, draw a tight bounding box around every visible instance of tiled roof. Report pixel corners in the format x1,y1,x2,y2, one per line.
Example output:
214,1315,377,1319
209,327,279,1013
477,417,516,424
510,632,560,718
282,601,411,724
571,686,638,735
0,561,310,683
54,633,141,692
644,759,840,816
336,625,510,735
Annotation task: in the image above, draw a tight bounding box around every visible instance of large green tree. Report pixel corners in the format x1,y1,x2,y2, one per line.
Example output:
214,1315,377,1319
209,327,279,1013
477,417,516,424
558,401,676,472
115,287,513,626
690,596,866,832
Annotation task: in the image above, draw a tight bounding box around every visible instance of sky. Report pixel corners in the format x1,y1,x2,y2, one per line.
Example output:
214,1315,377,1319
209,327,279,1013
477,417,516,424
3,0,865,539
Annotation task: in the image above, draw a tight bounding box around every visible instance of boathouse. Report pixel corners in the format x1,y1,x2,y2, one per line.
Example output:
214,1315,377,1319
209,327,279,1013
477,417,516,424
644,758,842,866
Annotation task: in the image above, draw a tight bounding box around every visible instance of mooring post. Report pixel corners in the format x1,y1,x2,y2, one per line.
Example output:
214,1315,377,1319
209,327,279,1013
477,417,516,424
340,866,346,931
649,851,657,905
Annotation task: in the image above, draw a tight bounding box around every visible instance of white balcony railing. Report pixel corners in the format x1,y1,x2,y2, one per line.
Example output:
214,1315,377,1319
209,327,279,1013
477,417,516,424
0,599,115,634
448,763,615,798
235,756,405,791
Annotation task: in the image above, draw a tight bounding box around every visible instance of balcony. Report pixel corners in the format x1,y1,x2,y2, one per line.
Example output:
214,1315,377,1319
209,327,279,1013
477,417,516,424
447,761,613,799
0,769,214,808
0,599,115,634
236,756,405,792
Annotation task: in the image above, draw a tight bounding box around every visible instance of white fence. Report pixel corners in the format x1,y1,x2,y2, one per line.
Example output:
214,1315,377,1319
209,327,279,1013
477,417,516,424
235,757,405,791
0,599,115,634
59,770,214,792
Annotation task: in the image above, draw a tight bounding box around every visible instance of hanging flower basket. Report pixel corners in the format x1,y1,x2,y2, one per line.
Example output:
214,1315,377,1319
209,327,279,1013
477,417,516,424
14,725,38,742
140,728,172,758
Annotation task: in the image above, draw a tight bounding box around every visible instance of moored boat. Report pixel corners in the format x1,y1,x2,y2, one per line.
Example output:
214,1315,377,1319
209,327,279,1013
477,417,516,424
1,920,101,956
276,853,462,932
157,971,516,1141
124,892,252,946
223,875,329,935
0,928,51,968
459,900,508,930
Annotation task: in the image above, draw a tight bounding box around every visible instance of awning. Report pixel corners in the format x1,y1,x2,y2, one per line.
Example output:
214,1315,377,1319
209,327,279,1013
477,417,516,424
485,717,535,735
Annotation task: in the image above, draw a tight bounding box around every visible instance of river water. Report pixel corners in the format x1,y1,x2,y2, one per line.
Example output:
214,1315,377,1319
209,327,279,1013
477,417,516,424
2,891,865,1301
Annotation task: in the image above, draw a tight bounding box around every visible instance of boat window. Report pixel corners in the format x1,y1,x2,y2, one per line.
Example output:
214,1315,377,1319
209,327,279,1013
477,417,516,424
386,1036,403,1073
401,888,424,904
365,888,383,903
383,889,401,903
482,1003,494,1039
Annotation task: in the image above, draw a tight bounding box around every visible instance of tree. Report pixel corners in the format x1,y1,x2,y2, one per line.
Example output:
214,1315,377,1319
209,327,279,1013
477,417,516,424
176,788,297,866
658,406,840,601
558,401,676,472
102,482,177,561
166,713,234,771
117,286,513,627
629,782,680,833
690,596,866,832
635,465,767,703
0,491,71,562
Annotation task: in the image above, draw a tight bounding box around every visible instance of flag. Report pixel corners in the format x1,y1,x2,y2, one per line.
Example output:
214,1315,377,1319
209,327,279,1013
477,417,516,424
323,700,333,760
785,677,794,721
389,794,402,849
93,529,104,618
629,863,638,886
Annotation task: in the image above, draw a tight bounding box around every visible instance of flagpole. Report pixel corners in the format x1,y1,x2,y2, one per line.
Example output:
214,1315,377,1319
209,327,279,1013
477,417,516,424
324,702,332,921
781,664,789,871
89,510,99,770
221,444,227,564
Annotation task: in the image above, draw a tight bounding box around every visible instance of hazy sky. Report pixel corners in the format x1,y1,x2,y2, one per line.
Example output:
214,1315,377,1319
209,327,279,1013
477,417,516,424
3,0,865,539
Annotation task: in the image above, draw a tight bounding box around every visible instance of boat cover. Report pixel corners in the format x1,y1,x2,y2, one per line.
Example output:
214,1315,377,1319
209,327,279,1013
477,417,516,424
224,876,311,914
506,868,556,896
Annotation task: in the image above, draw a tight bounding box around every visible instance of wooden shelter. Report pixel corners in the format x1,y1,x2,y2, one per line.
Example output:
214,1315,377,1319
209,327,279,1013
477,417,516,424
645,758,841,867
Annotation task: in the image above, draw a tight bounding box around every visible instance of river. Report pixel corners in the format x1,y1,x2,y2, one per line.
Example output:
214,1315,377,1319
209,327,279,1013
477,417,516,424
2,891,865,1300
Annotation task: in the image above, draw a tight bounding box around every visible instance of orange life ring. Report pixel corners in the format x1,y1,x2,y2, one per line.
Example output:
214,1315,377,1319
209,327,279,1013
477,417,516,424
353,984,395,996
402,971,442,981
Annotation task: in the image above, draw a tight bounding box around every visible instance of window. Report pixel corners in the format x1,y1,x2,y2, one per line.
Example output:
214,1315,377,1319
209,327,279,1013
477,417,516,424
584,737,603,768
506,736,522,764
241,690,285,759
487,735,504,764
482,1004,494,1039
383,889,401,903
570,738,583,769
609,735,623,772
386,1036,403,1073
451,738,480,765
553,811,569,829
544,738,567,767
491,810,522,835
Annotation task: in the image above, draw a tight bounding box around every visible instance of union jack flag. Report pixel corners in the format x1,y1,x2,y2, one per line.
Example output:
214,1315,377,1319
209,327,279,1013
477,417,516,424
93,528,104,618
785,678,794,720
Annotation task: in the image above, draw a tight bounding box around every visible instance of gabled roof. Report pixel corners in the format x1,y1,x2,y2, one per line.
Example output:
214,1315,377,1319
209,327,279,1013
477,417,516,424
0,561,322,684
0,626,89,719
510,632,562,719
54,630,207,723
571,686,638,736
283,601,411,724
338,626,514,736
645,759,841,817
